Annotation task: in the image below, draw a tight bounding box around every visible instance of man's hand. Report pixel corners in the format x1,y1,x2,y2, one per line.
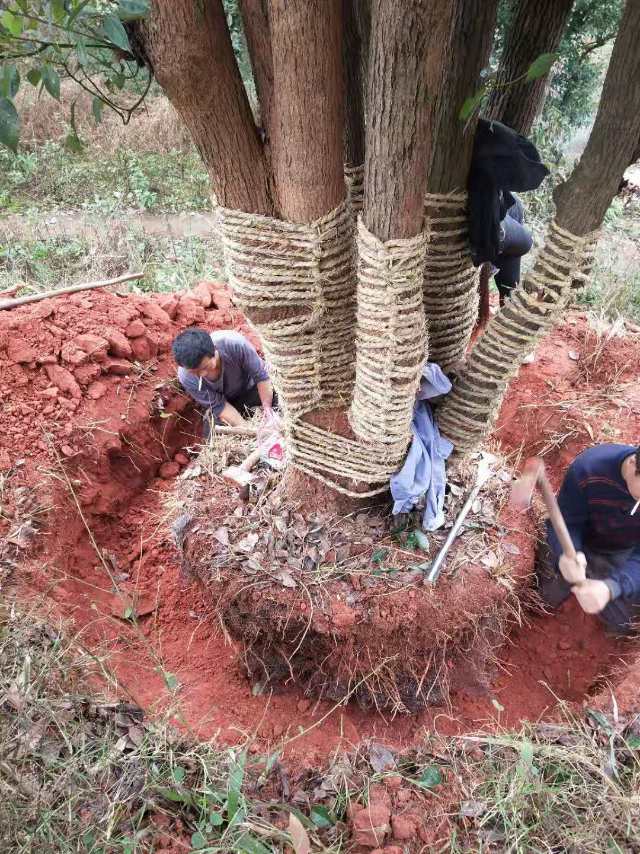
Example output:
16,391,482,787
572,579,612,614
218,402,245,428
559,551,587,585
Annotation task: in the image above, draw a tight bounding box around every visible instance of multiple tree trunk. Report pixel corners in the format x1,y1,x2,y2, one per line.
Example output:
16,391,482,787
135,0,638,498
486,0,575,136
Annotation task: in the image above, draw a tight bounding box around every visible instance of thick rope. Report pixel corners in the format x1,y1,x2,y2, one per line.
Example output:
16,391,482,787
423,191,479,371
216,202,356,417
217,200,410,495
438,220,599,451
345,164,364,215
349,217,428,448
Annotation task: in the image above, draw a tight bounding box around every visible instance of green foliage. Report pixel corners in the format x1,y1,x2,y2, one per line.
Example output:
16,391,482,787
0,1,152,151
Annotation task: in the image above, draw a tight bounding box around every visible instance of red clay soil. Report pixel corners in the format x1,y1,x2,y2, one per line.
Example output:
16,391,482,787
2,291,639,769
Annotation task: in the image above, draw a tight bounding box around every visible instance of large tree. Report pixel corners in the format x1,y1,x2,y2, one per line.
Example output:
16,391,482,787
485,0,575,135
1,0,639,504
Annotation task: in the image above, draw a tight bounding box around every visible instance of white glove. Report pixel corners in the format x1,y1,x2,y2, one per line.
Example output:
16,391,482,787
572,579,612,614
559,551,587,585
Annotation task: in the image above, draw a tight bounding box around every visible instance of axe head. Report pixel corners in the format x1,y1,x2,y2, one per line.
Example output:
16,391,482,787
510,457,546,509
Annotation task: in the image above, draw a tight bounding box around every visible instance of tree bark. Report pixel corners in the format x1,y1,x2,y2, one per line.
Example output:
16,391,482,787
439,0,640,453
137,0,273,215
364,0,451,241
238,0,275,142
428,0,499,195
268,0,345,221
343,0,370,168
485,0,574,136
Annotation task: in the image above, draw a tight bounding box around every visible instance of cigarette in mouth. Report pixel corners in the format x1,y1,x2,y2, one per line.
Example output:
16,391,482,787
632,499,640,516
198,376,203,392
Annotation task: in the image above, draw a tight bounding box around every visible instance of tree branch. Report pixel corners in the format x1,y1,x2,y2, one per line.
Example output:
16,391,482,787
579,31,617,59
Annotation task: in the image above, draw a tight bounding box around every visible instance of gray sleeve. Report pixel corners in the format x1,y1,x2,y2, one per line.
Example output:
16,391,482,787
236,337,269,384
177,368,226,416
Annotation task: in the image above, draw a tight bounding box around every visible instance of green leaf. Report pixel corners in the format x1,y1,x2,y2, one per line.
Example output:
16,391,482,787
414,530,430,552
0,97,19,153
459,87,485,121
117,0,151,21
371,548,388,565
415,765,443,789
226,750,246,822
2,11,23,37
41,66,60,100
526,52,559,81
172,766,186,784
156,786,193,805
163,671,179,691
190,831,208,850
209,810,224,827
101,14,131,52
0,66,20,100
51,0,67,22
77,40,89,67
235,834,272,854
626,734,640,750
92,97,103,124
310,804,335,829
26,68,41,87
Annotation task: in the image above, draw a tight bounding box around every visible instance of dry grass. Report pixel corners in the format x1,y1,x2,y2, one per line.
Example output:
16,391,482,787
15,83,194,155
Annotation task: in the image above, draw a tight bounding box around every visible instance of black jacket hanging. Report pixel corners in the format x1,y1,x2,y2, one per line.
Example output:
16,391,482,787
468,118,550,265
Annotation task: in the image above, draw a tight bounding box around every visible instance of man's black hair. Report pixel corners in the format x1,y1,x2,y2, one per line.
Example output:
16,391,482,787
172,328,216,369
635,446,640,476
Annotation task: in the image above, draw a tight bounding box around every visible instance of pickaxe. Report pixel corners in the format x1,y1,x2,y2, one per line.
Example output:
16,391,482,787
510,457,586,585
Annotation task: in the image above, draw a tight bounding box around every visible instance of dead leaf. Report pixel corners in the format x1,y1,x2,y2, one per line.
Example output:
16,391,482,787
502,542,521,556
128,725,145,747
584,422,595,440
481,552,499,569
288,812,311,854
275,570,297,588
180,464,202,479
369,743,396,773
234,533,259,554
213,526,230,546
460,799,488,819
5,682,25,711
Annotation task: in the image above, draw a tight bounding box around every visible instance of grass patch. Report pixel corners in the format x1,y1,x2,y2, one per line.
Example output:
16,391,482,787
0,222,223,295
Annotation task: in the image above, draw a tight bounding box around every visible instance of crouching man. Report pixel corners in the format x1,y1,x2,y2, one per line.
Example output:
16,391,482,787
538,443,640,635
172,327,276,435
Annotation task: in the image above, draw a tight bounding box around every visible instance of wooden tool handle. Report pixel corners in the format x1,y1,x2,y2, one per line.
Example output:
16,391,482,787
538,471,577,559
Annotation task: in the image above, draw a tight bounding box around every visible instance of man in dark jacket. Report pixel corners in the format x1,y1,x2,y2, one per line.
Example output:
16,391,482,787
538,444,640,634
468,119,550,304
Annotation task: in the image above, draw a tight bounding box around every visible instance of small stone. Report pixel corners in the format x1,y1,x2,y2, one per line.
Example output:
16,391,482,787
394,789,412,805
73,364,102,387
296,699,311,713
44,364,82,399
76,333,109,361
41,387,59,398
125,319,147,338
138,301,171,326
106,330,133,360
7,339,37,364
159,461,180,479
558,640,572,651
61,445,75,457
272,723,285,737
352,802,391,848
106,359,132,376
391,813,419,842
130,336,152,362
190,281,213,308
156,293,179,320
87,381,107,400
173,452,190,466
206,282,233,310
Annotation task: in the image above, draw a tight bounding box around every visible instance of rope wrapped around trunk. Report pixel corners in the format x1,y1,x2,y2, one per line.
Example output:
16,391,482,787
216,201,407,496
345,164,364,215
438,220,599,451
349,217,428,449
422,191,479,371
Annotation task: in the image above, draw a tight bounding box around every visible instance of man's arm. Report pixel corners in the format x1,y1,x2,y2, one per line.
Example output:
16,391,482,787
256,379,274,411
218,401,246,428
608,549,640,600
237,337,270,386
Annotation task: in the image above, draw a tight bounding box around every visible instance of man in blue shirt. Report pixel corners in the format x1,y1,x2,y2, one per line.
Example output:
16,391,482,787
172,328,276,435
539,444,640,634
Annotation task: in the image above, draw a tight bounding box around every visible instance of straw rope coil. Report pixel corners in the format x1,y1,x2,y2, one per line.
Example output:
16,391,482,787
349,217,428,447
438,220,599,451
422,191,479,371
345,164,365,215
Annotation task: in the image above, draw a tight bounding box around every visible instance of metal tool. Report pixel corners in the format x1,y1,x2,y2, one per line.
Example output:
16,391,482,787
424,452,496,585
